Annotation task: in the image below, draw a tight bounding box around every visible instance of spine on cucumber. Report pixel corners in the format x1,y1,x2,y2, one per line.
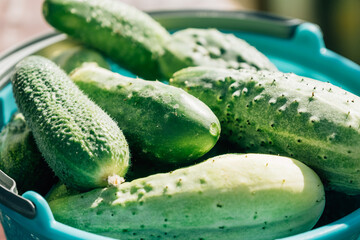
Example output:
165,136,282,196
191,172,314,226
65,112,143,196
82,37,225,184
48,153,325,240
170,67,360,195
42,0,171,79
11,55,130,191
70,64,220,165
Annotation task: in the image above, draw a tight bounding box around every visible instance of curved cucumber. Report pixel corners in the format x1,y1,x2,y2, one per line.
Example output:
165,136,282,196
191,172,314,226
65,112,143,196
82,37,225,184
42,0,171,79
11,56,130,191
159,28,277,78
49,153,325,240
170,67,360,195
0,112,57,195
70,65,220,165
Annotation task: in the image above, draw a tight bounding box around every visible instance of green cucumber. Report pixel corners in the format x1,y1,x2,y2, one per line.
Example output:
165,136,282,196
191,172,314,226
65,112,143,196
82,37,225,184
42,0,171,79
48,153,325,240
11,55,130,191
0,112,56,195
159,28,277,78
170,67,360,195
35,38,110,74
36,38,82,60
51,46,110,74
45,182,80,202
70,64,220,165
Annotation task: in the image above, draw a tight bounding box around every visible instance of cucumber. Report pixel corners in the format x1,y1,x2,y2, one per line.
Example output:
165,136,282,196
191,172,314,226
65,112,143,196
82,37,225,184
35,38,110,74
42,0,171,79
45,182,80,202
51,46,110,74
70,64,220,165
0,112,57,195
170,67,360,195
11,55,130,191
36,38,82,60
159,28,277,78
48,153,325,240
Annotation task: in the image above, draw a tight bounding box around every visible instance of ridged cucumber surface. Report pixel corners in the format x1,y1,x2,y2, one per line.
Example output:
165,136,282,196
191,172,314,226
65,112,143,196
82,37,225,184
0,112,56,195
170,67,360,195
42,0,171,79
159,28,277,78
11,55,130,191
70,64,220,165
48,153,325,240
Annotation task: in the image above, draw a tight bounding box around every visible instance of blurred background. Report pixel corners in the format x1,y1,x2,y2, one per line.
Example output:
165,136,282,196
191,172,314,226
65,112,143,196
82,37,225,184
0,0,360,65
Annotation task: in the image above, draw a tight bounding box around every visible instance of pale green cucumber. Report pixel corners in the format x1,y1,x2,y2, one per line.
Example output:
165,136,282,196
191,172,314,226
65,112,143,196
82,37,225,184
51,46,110,74
11,55,130,191
48,153,325,240
42,0,171,79
70,64,220,165
159,28,277,78
0,112,57,195
36,38,82,60
36,38,110,74
170,66,360,195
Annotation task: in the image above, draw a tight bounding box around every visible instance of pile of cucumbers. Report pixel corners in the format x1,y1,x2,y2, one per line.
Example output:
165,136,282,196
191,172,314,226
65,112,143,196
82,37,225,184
1,0,360,239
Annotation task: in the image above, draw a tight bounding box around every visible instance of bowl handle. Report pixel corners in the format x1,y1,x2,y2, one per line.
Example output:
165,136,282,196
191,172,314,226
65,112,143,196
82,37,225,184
150,9,303,38
0,170,36,219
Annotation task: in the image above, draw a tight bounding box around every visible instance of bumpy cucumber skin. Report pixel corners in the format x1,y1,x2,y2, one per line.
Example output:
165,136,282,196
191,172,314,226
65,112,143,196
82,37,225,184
11,56,130,191
51,46,110,74
170,67,360,195
159,28,278,78
49,153,325,240
70,65,220,165
42,0,171,79
0,113,57,195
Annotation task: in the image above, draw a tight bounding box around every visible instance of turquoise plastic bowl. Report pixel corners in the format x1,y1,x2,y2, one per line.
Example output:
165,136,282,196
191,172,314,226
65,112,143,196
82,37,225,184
0,10,359,240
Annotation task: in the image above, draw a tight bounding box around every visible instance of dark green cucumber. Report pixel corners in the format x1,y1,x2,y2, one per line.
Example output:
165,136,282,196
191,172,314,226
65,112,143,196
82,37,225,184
11,56,130,191
51,46,110,74
170,67,360,195
70,64,220,165
48,154,325,240
42,0,171,79
0,112,56,195
159,28,277,78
